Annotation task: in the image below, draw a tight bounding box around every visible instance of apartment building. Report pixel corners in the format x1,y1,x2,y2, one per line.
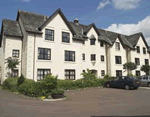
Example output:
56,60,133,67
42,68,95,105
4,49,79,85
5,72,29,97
0,8,149,82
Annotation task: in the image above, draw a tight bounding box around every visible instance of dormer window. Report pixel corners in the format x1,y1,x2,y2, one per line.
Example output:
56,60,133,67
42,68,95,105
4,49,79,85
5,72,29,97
143,47,146,54
137,46,140,53
115,42,120,50
90,39,95,45
100,42,104,47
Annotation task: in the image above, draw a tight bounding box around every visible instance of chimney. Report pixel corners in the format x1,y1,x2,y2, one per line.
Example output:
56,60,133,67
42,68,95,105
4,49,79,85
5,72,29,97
74,18,79,25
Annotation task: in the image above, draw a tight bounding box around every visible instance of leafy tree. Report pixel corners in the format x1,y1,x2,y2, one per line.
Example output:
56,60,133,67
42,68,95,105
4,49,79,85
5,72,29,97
140,64,150,75
81,68,97,80
123,62,137,74
5,57,20,77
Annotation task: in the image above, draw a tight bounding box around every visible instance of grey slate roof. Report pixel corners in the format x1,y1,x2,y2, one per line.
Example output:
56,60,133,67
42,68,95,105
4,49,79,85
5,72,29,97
1,9,149,50
2,19,22,37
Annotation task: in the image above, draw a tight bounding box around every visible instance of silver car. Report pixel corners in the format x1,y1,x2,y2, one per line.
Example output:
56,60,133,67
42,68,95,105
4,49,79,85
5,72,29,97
139,75,150,87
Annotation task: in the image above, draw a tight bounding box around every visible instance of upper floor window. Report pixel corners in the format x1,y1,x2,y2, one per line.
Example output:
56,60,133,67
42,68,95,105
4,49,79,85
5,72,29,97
101,55,104,61
45,29,54,41
115,56,122,64
100,42,104,47
115,42,120,50
82,53,85,60
90,39,96,45
145,59,149,65
65,69,75,80
143,47,146,54
37,69,51,80
135,58,140,65
137,46,140,53
65,50,75,62
91,54,96,61
62,32,70,43
12,50,19,58
38,48,51,60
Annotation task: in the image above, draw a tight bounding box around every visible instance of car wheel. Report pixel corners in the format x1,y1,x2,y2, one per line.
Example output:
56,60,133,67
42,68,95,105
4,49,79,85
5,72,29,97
106,83,110,88
125,85,130,90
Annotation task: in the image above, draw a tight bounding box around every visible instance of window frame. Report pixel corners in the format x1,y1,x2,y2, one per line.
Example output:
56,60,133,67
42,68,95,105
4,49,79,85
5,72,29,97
116,70,122,77
115,42,120,50
101,55,104,62
82,53,85,60
12,49,19,58
100,41,104,47
45,29,54,41
38,48,51,60
62,32,70,43
65,50,75,62
90,39,96,45
101,70,105,76
135,58,140,65
145,59,149,65
65,69,75,80
37,69,51,81
91,54,96,61
143,47,146,54
137,46,140,53
115,56,122,64
136,70,140,76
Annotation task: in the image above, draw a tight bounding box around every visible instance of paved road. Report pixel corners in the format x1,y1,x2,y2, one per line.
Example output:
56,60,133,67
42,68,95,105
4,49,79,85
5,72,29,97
0,87,150,117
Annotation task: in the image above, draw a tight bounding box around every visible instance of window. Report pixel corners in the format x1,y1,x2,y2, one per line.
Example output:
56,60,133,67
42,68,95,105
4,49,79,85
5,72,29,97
91,54,96,61
82,53,85,60
65,69,75,80
37,69,51,80
12,50,19,58
100,42,104,47
135,58,140,65
101,70,105,76
137,46,140,53
115,42,120,50
136,71,140,76
143,47,146,54
82,41,85,44
116,70,122,77
90,39,96,45
115,56,122,64
38,48,51,60
145,59,149,65
65,50,75,61
12,70,18,77
83,70,85,73
101,55,104,61
45,29,54,41
62,32,70,43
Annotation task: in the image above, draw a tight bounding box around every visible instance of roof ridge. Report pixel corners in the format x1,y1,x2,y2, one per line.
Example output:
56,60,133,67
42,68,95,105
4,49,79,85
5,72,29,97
18,10,47,17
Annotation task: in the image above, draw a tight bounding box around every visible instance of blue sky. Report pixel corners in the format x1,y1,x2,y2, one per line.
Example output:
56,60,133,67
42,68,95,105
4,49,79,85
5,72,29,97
1,0,150,44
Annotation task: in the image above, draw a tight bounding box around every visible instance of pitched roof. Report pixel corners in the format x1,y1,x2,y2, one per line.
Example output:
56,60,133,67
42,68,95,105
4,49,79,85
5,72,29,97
2,19,22,37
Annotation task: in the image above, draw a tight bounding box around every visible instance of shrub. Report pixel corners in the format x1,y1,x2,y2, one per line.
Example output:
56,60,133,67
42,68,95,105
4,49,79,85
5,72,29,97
2,78,18,92
17,74,25,86
81,69,97,80
104,74,110,79
51,89,64,95
18,79,35,97
32,82,44,97
57,80,75,90
40,74,58,95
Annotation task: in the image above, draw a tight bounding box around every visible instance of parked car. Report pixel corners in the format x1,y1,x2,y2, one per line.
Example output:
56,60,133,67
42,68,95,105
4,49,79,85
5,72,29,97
139,75,150,87
104,76,140,90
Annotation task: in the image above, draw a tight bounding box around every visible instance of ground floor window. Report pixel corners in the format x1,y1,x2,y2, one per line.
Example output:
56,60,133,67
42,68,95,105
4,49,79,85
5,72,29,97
116,70,122,77
136,71,140,76
12,70,18,77
65,69,75,80
37,69,51,80
101,70,105,76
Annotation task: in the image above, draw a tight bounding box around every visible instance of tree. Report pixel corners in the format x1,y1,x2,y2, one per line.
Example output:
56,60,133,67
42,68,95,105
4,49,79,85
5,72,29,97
5,57,20,77
140,64,150,75
123,62,137,74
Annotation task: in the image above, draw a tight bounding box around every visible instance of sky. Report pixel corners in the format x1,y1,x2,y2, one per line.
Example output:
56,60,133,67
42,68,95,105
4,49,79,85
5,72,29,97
1,0,150,44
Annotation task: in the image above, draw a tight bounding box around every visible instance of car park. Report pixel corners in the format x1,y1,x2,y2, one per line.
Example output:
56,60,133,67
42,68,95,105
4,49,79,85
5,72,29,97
139,75,150,87
104,76,140,90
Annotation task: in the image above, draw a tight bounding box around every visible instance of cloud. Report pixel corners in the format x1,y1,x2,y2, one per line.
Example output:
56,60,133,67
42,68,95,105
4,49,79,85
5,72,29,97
97,0,110,10
97,0,141,10
21,0,30,2
106,16,150,45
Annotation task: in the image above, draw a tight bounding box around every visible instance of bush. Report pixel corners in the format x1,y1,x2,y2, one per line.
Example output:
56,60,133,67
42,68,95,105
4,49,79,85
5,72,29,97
18,79,35,97
2,78,18,92
17,74,25,86
40,74,58,95
104,74,110,79
81,69,97,80
57,80,75,90
51,89,64,95
32,82,44,97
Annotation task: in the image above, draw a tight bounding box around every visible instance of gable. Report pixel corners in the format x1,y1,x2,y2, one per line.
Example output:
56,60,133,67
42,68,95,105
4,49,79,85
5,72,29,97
87,27,98,39
113,37,124,49
136,36,148,49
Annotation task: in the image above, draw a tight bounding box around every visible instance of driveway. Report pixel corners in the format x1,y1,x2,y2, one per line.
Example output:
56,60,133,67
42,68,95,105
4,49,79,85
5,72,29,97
0,87,150,117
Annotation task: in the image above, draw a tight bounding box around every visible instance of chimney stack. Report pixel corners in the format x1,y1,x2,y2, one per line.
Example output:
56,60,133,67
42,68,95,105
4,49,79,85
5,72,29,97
74,18,79,25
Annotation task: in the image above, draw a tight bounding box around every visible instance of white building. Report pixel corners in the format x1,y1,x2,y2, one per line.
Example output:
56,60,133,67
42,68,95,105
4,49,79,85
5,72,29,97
0,9,149,82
